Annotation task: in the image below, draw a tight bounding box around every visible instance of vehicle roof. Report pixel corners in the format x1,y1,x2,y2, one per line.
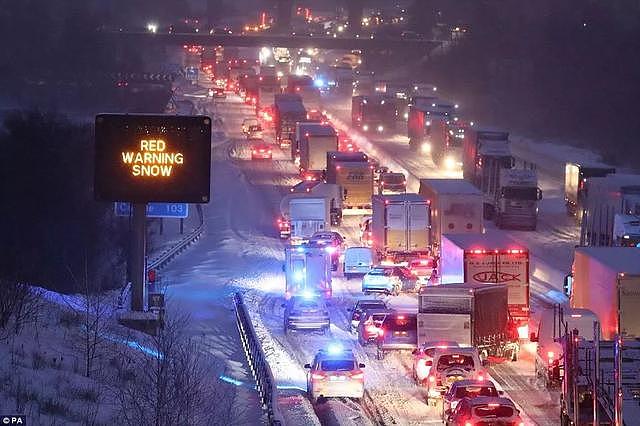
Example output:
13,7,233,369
297,122,337,136
443,233,525,251
373,193,427,203
575,247,640,273
381,171,404,177
328,151,369,162
566,161,615,170
243,117,259,121
418,282,505,296
421,341,460,349
451,379,497,389
433,346,479,357
356,299,387,306
419,178,482,195
346,246,372,252
363,308,393,316
316,349,356,360
465,396,516,407
478,139,511,156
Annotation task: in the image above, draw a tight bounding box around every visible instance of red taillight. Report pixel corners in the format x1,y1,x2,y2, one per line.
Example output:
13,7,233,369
311,372,325,381
350,371,364,380
476,374,484,381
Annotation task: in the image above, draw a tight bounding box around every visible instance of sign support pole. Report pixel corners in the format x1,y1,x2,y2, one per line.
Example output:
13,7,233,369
131,202,147,311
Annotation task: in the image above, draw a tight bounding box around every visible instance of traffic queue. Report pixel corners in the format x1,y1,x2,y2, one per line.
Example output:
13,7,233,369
222,64,534,424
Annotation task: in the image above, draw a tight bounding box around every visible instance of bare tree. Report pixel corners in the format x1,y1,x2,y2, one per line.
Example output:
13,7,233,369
112,312,242,426
0,279,44,341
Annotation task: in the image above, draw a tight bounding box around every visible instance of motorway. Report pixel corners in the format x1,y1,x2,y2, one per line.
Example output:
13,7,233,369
160,81,566,424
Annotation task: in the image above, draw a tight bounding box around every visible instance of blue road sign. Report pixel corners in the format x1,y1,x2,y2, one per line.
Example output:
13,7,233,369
114,202,189,218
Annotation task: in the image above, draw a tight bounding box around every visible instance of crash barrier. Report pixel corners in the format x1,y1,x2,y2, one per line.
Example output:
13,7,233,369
233,292,282,425
148,205,205,271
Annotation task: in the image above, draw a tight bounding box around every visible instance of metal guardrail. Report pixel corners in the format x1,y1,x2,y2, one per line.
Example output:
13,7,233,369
233,292,282,426
147,204,205,271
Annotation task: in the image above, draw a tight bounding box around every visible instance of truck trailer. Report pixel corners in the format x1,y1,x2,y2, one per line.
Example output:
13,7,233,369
580,174,640,246
325,151,374,210
418,179,483,257
274,94,306,149
564,162,615,220
417,283,519,360
568,247,640,340
371,193,430,261
297,123,338,176
439,233,531,336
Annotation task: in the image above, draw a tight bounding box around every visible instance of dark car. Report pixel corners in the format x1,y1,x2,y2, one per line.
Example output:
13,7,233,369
445,397,523,426
282,295,330,334
375,312,418,359
378,172,406,194
250,141,272,160
348,299,388,333
442,380,501,420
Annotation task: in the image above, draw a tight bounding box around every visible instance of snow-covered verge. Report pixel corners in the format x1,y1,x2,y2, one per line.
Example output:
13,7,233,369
0,284,254,426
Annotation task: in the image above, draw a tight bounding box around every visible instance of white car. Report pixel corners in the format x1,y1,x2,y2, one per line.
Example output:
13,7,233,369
426,347,486,403
305,345,365,403
343,247,374,279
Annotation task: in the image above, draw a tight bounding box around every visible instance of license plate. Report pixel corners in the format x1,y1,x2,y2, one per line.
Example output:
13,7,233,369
329,375,346,381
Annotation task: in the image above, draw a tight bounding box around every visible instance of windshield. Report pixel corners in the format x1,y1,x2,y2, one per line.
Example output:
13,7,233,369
382,174,405,184
370,268,393,276
503,187,538,200
358,302,386,312
473,405,515,418
436,354,476,371
455,386,499,399
294,299,321,310
321,360,355,371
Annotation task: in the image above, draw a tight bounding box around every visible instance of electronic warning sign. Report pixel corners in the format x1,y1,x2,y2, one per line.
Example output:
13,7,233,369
94,114,211,203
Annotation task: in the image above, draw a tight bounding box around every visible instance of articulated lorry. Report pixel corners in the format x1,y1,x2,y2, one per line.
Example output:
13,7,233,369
351,95,397,134
371,193,430,261
463,129,542,230
274,94,306,149
564,162,615,221
439,233,531,337
580,174,640,246
284,242,332,299
325,151,373,210
297,123,338,177
407,99,459,168
418,179,483,257
417,283,519,360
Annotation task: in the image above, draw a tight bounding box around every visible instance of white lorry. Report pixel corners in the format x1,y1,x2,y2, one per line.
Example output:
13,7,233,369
580,174,640,246
418,179,483,257
567,247,640,340
284,242,332,299
438,233,531,337
371,193,430,262
296,123,338,177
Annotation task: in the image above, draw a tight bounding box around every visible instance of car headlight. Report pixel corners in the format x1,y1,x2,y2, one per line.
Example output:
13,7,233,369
362,124,369,131
421,143,431,153
444,156,456,169
377,125,384,132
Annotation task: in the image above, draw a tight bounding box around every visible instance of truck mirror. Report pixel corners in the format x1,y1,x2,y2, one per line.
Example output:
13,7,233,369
563,274,573,296
359,363,366,368
530,332,538,342
281,303,286,308
304,363,311,369
498,390,505,396
537,188,543,201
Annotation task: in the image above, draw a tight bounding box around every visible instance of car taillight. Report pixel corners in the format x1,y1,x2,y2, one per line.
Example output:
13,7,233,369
428,375,436,383
311,372,325,381
476,373,484,381
350,371,364,380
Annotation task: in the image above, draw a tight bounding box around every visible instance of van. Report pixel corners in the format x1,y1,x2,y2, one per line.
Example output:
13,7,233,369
343,247,374,279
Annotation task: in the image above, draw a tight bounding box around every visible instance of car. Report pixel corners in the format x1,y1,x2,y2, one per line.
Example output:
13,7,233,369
250,141,272,160
348,299,388,333
343,247,374,279
247,124,263,139
408,257,436,286
301,169,325,181
282,295,330,334
426,347,486,403
304,345,365,403
362,266,417,295
375,312,418,359
213,87,226,98
378,172,406,194
356,308,391,345
242,117,259,134
442,380,501,420
445,397,524,426
412,341,460,385
309,231,345,271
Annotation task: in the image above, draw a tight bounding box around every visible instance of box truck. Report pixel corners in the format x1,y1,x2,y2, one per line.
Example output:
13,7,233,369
371,194,430,261
297,123,338,176
417,283,519,359
418,179,483,256
564,162,615,220
439,233,530,335
274,94,306,149
325,151,374,210
284,243,332,299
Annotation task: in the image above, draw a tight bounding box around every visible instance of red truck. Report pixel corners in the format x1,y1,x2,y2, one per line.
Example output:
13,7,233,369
438,233,530,338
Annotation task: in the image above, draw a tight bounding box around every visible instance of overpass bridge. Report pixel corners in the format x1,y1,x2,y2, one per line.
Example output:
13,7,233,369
110,31,441,52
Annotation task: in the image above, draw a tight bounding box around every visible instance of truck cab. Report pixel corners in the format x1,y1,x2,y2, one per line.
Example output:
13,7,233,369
496,169,543,230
